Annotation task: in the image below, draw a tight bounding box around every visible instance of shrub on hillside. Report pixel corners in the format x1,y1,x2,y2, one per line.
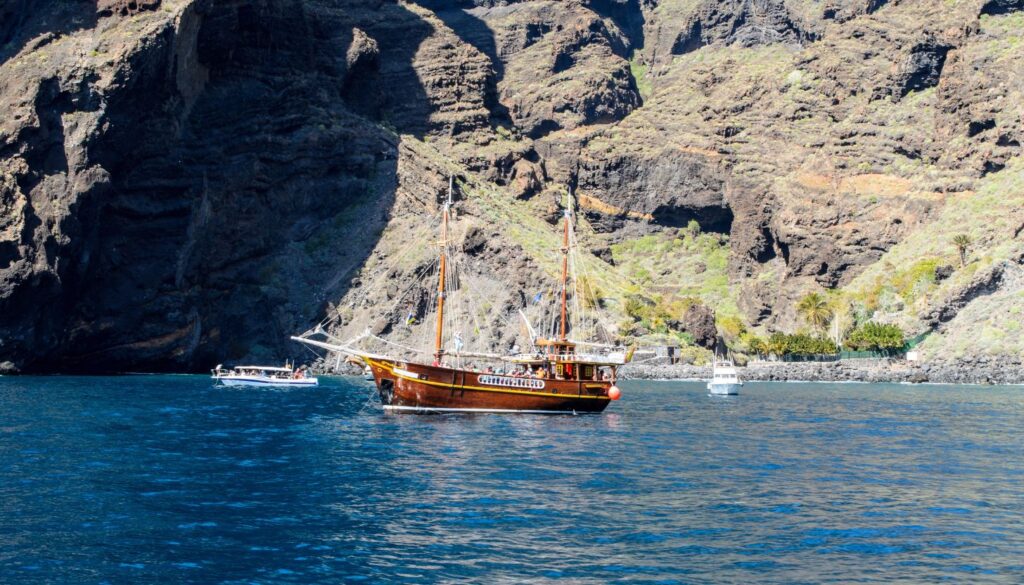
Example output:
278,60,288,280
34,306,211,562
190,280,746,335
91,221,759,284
845,322,906,351
624,294,715,341
766,332,837,356
624,295,653,321
717,315,746,339
740,332,767,356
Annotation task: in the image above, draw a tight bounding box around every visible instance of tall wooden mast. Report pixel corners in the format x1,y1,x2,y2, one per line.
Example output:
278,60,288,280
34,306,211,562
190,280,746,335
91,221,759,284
434,177,453,361
559,192,571,342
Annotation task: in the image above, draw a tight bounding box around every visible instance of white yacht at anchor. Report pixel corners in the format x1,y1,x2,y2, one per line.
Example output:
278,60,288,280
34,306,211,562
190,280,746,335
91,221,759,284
212,364,318,387
707,358,742,395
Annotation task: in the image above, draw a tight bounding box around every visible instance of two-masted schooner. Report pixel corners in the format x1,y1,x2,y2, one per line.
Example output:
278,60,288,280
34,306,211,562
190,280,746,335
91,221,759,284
292,180,626,414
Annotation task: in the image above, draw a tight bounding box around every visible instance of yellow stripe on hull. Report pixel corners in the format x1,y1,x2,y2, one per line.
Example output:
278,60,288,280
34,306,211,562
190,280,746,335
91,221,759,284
367,358,611,402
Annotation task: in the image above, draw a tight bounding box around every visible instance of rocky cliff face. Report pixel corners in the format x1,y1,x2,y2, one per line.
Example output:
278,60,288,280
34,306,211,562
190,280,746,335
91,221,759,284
1,0,413,371
2,0,1023,372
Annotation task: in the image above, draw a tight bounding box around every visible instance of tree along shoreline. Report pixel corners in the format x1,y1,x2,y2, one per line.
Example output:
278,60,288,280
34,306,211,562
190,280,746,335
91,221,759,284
620,357,1024,386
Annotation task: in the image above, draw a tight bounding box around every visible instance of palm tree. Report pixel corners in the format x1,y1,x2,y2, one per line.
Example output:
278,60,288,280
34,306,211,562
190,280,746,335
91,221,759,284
952,234,972,267
796,292,833,333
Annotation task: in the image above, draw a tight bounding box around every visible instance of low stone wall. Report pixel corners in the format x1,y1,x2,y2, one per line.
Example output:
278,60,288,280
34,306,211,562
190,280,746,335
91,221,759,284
620,358,1024,385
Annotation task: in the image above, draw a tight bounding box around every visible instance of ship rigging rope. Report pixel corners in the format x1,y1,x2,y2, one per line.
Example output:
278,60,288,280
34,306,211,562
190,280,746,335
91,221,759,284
566,211,622,347
445,246,494,366
300,342,324,360
369,333,433,356
383,248,439,324
444,248,514,360
350,194,624,361
571,240,600,343
313,189,632,358
444,244,459,363
312,219,437,332
422,253,441,350
435,198,586,359
404,230,529,363
563,203,590,343
460,246,548,356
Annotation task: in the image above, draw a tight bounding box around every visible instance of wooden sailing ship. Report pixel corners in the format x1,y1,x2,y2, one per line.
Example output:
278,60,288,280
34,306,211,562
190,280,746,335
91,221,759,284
293,180,625,414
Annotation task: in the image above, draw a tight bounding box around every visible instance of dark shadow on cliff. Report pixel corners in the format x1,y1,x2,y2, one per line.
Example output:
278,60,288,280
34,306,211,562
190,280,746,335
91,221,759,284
587,0,646,56
416,1,512,127
10,0,440,373
0,0,98,64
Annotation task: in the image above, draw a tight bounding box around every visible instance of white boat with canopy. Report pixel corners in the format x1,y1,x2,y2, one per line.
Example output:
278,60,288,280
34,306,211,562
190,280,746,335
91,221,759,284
212,364,318,387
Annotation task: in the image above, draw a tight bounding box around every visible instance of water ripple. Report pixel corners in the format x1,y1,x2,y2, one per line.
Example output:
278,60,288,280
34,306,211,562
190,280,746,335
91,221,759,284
1,377,1023,583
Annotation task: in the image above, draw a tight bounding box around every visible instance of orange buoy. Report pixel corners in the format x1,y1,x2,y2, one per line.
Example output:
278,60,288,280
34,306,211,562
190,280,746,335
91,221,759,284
608,386,621,401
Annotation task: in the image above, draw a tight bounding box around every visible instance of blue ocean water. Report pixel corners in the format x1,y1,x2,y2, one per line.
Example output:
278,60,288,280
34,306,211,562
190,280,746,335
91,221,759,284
1,376,1023,584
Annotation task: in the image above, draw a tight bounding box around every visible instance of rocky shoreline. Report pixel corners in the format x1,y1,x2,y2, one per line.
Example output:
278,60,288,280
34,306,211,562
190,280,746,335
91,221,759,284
620,358,1024,386
3,355,1019,386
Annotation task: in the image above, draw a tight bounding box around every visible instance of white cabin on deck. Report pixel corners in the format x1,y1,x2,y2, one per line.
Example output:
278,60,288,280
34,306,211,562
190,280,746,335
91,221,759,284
707,360,742,396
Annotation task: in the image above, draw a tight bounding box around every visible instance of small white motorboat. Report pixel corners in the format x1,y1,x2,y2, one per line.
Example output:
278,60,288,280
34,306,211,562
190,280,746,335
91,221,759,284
362,365,374,381
212,364,318,387
707,358,742,396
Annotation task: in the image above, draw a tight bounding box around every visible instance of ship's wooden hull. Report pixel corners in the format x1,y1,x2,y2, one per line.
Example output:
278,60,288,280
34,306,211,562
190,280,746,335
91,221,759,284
365,358,612,414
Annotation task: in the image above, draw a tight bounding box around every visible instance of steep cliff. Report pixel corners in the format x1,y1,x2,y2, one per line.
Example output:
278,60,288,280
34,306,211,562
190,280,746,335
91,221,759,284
1,1,415,371
2,0,1023,372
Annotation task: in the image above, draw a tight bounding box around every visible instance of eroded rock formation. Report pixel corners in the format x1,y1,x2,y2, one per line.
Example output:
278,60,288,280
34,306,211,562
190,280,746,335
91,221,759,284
97,0,162,17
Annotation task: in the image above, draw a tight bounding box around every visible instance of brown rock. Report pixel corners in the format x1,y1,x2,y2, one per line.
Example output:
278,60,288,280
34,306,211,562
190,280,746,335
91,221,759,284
679,304,718,349
576,145,729,233
509,159,544,199
739,279,778,327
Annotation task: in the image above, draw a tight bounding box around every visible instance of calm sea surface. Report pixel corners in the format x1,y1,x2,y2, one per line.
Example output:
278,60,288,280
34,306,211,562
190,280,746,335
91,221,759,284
1,376,1023,584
